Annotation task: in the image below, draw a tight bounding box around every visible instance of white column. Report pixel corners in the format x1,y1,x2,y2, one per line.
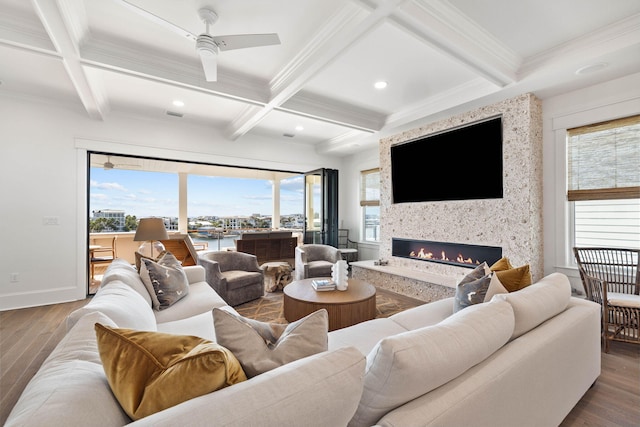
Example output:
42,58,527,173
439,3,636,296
272,174,281,229
178,173,188,233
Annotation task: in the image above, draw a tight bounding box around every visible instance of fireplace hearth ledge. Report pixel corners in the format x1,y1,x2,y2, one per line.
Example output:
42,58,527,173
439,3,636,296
351,260,458,302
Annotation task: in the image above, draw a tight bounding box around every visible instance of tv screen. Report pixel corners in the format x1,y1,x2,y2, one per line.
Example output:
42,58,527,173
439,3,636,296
391,116,503,203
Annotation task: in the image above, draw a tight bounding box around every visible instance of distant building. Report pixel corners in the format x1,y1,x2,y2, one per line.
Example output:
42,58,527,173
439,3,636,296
92,209,125,230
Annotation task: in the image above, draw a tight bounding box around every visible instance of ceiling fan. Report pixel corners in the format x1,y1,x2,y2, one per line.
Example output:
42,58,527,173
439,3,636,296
94,156,141,171
116,1,281,81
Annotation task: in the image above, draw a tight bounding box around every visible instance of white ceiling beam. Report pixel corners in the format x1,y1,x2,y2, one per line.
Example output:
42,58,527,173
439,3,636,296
390,0,520,87
31,0,106,120
224,0,406,141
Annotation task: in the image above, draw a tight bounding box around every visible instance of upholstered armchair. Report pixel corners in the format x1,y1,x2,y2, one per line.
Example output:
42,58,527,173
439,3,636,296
198,251,264,306
295,244,342,281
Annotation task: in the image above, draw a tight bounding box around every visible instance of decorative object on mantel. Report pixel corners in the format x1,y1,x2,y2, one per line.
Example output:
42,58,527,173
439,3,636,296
374,259,389,266
332,260,349,291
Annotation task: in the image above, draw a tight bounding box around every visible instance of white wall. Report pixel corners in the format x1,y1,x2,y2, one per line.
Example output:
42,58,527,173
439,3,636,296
340,147,380,261
0,96,340,310
542,72,640,293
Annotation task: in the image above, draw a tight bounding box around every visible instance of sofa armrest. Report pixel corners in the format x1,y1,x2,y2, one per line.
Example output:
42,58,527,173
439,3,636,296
183,265,206,284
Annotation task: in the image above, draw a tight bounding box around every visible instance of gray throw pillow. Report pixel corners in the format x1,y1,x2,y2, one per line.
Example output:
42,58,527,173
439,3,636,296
140,252,189,310
213,308,328,378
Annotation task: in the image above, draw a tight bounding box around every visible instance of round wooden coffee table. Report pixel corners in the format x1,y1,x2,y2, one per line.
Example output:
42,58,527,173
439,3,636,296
283,278,376,331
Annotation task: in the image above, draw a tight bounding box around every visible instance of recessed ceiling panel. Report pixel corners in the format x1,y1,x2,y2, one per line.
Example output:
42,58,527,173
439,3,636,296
448,0,640,57
249,109,369,145
303,20,478,115
92,67,250,126
0,45,80,104
85,0,346,81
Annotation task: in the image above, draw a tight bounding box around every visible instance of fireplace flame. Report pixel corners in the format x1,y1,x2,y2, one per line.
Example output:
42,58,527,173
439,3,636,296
409,248,481,266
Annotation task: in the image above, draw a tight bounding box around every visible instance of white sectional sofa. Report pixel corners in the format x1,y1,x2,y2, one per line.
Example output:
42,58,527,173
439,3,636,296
6,259,601,427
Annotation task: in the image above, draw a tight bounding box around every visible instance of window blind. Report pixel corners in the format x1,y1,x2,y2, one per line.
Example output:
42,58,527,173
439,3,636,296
567,114,640,201
360,168,380,206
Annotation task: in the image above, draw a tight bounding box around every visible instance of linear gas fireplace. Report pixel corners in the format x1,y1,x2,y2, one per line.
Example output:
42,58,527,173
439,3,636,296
392,238,502,269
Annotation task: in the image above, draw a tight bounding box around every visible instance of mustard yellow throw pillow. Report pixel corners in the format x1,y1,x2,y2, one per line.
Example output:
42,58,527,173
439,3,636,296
95,323,246,420
495,264,533,292
489,257,513,272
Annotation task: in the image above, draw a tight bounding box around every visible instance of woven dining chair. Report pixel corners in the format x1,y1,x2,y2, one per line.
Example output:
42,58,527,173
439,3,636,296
573,247,640,352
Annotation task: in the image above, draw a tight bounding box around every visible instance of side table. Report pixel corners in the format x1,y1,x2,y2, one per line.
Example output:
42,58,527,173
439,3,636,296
261,262,293,292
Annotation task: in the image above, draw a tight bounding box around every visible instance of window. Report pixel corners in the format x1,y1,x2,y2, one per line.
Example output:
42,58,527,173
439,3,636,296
360,168,380,242
567,115,640,249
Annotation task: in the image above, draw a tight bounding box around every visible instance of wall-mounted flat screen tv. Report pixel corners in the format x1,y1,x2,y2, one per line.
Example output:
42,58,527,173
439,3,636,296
391,116,503,203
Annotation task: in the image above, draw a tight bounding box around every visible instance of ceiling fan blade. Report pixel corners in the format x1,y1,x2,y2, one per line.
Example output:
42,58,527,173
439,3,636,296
116,0,197,42
212,33,280,51
198,49,218,81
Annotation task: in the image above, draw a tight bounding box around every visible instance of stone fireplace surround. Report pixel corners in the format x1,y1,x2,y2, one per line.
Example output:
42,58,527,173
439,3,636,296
352,93,543,302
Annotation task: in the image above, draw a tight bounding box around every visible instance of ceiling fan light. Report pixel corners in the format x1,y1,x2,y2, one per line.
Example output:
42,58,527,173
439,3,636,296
196,34,218,55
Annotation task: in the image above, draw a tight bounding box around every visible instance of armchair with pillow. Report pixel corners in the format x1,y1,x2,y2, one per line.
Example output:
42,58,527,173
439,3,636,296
198,251,265,306
294,244,342,281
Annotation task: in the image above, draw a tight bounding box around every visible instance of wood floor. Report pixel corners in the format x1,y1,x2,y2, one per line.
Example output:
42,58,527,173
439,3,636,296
1,298,638,426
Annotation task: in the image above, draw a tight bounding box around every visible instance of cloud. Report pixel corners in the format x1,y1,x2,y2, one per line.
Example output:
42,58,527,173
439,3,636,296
90,180,127,192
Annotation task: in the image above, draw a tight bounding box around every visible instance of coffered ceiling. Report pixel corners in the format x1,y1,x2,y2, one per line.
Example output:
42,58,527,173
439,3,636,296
1,0,639,155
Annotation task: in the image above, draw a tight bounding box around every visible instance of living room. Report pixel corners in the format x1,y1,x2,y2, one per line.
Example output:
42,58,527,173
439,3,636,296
1,1,640,424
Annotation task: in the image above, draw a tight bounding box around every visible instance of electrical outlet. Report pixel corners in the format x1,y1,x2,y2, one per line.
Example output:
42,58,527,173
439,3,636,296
43,216,59,225
10,273,19,283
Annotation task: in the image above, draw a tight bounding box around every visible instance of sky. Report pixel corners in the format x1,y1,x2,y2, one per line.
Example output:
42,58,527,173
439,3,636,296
90,168,304,218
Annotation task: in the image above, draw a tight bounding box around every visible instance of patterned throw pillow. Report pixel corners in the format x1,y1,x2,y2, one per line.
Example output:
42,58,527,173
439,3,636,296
140,251,189,310
454,262,508,312
94,323,247,420
213,308,328,378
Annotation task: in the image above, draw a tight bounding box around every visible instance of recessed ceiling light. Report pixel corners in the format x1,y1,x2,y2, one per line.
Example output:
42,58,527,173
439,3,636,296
575,62,608,75
295,125,304,131
374,81,388,89
172,100,185,107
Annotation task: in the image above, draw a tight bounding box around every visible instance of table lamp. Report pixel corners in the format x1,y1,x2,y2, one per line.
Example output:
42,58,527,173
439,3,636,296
133,217,169,259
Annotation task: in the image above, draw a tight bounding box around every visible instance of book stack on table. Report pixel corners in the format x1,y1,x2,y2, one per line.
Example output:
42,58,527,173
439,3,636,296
312,279,335,291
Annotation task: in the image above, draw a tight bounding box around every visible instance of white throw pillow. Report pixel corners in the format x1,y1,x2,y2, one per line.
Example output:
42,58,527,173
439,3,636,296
213,308,328,378
493,272,571,339
349,298,515,427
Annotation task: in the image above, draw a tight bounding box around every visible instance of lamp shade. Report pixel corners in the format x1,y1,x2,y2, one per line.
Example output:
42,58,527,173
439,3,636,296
134,218,169,242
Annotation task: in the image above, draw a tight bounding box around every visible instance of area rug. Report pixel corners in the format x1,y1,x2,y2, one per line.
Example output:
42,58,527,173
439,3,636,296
235,287,425,324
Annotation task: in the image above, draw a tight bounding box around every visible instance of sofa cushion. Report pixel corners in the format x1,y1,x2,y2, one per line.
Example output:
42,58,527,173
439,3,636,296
388,297,452,331
329,318,409,355
101,258,152,307
66,281,157,331
5,312,131,427
213,308,328,378
140,252,190,310
348,298,515,427
153,281,228,325
493,272,571,339
95,324,247,421
130,347,366,427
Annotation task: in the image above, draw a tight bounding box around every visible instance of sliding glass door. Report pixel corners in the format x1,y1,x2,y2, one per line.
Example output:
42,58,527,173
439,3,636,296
303,168,338,247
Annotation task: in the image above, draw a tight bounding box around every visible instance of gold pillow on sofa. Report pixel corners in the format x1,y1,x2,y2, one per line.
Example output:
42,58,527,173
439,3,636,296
490,257,532,292
95,323,246,420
